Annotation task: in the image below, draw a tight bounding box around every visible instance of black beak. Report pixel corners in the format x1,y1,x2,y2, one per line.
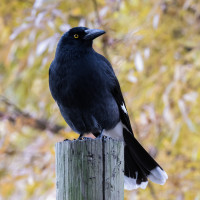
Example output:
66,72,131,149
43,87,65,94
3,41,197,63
83,29,105,40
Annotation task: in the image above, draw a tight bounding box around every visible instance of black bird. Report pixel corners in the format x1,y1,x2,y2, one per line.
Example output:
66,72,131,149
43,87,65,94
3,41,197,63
49,27,168,190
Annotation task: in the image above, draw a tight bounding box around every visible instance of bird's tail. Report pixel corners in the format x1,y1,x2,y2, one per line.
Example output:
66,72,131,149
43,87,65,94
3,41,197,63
123,128,168,190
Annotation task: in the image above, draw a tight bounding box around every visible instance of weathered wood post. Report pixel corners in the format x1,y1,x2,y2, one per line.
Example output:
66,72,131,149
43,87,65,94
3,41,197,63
55,138,124,200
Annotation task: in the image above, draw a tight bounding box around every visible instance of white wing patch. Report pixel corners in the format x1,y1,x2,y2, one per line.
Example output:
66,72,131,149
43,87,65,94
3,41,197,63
121,102,128,114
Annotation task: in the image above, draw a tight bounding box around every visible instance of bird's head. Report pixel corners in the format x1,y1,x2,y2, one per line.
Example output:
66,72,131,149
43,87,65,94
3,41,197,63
58,27,105,50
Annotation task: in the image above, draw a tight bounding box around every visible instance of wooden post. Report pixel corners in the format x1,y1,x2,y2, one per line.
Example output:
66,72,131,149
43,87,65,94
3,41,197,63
55,138,124,200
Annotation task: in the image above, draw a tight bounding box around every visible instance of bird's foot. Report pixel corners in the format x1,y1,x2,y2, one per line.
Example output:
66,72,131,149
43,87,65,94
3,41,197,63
96,135,108,139
78,136,92,140
63,138,76,141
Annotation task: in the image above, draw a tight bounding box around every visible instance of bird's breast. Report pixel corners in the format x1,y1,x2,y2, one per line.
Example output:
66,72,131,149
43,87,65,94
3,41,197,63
52,65,105,108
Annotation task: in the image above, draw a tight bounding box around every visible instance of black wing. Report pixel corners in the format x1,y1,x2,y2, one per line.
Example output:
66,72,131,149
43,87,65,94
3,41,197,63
111,79,133,135
96,52,133,134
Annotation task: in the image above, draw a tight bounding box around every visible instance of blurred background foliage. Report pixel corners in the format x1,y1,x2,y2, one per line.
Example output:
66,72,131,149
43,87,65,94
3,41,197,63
0,0,200,199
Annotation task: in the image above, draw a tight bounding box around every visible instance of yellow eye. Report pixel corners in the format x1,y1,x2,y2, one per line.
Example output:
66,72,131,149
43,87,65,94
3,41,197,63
74,34,79,39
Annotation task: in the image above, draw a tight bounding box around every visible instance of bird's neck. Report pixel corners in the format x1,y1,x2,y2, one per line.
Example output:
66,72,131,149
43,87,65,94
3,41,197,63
55,47,93,62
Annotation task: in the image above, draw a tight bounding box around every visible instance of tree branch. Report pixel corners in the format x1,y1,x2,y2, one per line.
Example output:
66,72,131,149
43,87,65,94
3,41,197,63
0,96,64,133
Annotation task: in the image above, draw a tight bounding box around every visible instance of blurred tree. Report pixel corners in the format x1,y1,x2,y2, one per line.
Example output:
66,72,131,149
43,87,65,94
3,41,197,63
0,0,200,199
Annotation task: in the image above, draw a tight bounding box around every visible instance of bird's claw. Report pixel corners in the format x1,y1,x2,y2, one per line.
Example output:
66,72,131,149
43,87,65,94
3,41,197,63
96,135,108,139
78,137,91,140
